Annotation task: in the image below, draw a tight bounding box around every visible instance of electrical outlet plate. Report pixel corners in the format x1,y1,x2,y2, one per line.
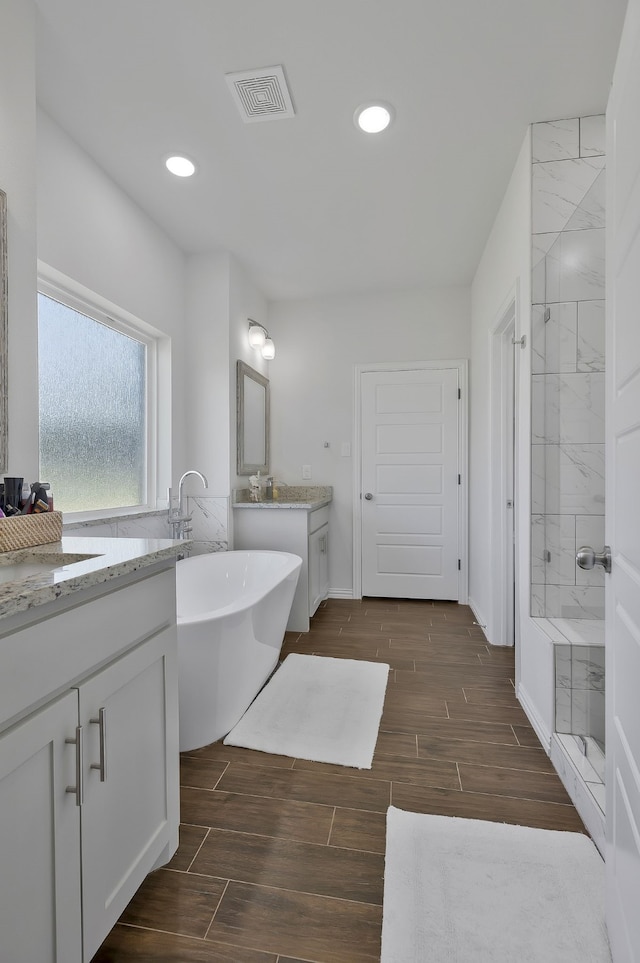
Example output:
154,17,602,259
302,465,312,479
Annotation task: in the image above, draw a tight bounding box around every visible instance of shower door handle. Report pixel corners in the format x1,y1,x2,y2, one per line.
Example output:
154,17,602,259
576,545,612,574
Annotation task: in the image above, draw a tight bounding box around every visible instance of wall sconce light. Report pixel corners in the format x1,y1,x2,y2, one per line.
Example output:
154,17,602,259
248,319,276,359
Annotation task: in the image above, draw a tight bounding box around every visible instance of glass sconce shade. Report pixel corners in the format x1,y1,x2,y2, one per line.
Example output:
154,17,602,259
248,322,266,348
261,338,276,360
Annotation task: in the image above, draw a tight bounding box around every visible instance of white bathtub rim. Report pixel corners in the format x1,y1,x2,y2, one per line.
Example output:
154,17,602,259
176,549,302,626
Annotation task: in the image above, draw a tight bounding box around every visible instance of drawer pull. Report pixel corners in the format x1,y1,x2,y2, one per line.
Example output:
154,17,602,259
90,707,107,782
65,726,84,806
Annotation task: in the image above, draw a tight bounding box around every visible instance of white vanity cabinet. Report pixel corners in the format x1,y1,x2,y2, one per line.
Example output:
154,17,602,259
0,689,83,963
0,561,179,963
234,503,330,631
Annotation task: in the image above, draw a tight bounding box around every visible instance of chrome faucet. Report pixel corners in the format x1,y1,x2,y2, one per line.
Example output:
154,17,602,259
168,470,208,540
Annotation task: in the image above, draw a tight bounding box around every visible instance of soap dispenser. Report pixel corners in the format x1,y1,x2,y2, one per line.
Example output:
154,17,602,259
265,476,274,500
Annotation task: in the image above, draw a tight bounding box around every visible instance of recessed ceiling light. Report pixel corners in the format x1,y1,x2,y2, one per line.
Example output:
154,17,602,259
354,103,394,134
165,155,196,177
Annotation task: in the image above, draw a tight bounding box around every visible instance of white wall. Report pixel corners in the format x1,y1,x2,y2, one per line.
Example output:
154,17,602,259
470,127,559,746
267,286,470,595
37,108,187,499
469,131,531,640
0,0,37,479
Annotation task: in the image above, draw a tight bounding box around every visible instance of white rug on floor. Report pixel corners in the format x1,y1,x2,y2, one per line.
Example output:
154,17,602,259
223,653,389,768
381,807,611,963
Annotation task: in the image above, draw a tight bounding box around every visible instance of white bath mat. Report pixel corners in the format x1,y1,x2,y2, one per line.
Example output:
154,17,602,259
223,653,389,768
381,807,611,962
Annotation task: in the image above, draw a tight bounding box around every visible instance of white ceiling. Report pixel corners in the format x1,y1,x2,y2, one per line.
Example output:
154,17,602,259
34,0,627,301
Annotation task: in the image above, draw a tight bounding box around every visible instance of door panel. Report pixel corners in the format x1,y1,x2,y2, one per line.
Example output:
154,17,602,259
361,366,459,599
606,6,640,959
0,691,82,963
79,630,178,958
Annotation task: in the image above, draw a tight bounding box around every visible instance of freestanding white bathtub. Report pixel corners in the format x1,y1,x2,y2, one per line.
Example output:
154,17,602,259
176,550,302,752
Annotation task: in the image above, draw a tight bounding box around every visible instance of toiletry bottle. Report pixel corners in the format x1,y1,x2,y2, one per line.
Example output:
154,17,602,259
21,482,32,513
265,476,273,500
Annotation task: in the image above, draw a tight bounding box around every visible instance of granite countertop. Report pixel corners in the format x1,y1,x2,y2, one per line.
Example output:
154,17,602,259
233,485,332,510
0,535,185,621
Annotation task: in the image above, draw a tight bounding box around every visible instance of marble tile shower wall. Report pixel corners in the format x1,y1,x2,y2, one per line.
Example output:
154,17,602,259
531,116,606,619
64,496,229,554
555,643,605,745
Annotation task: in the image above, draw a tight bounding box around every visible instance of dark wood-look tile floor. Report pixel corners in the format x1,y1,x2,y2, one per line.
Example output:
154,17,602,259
93,599,585,963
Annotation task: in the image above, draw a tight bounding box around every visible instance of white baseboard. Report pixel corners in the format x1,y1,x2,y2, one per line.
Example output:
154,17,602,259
517,682,552,754
467,596,489,639
328,588,354,599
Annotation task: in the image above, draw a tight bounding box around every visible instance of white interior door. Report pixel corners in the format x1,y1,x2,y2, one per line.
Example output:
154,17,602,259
605,5,640,960
360,365,460,599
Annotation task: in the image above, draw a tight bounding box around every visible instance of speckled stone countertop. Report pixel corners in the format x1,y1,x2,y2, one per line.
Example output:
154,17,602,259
233,485,332,510
0,535,184,621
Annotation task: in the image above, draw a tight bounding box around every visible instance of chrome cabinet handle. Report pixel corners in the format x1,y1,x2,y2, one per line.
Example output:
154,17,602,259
65,726,84,807
576,545,612,574
90,707,107,782
364,492,373,500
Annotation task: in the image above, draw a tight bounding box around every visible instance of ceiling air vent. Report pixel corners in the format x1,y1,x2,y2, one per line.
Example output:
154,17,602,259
225,65,295,123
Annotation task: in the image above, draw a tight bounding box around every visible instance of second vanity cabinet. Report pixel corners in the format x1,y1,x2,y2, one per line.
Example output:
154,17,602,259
0,560,179,963
234,503,330,631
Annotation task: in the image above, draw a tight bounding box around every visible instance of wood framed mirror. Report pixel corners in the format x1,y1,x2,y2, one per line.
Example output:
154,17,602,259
236,360,270,475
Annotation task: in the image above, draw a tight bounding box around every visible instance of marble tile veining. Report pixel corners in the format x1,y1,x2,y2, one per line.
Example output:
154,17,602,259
555,644,572,689
543,228,605,304
580,115,606,157
531,301,578,374
531,232,560,305
545,584,605,620
532,373,605,445
187,496,229,541
577,300,605,372
532,156,605,234
532,119,580,163
537,444,605,516
564,168,605,232
548,618,605,645
543,514,577,586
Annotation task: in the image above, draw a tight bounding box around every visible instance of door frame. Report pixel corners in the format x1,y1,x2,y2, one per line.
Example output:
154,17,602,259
353,359,468,602
489,290,519,645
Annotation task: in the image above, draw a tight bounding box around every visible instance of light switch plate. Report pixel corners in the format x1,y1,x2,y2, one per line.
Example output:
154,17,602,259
302,464,312,479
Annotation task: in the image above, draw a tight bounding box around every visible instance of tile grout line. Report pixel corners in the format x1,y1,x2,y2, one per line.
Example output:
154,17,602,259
202,878,231,941
185,826,211,873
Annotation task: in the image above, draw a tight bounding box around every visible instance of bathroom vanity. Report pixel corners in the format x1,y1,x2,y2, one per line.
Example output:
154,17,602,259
0,535,183,963
233,486,332,632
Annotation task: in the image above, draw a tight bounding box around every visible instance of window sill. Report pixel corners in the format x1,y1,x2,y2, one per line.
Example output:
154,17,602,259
62,507,166,529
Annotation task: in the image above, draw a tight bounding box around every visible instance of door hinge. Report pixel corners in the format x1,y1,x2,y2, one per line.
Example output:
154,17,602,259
458,474,461,485
457,388,461,399
458,559,461,570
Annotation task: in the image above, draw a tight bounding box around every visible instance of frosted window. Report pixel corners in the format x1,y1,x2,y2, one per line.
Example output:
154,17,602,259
38,293,146,513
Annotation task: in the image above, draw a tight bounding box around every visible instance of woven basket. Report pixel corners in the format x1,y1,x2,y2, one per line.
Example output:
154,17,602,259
0,511,63,553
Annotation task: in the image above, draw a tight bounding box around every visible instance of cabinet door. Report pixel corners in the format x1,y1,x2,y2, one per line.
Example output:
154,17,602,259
0,690,82,963
78,628,179,960
309,523,329,616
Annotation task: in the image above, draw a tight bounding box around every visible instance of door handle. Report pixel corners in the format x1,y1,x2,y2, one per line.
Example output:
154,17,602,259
364,492,373,500
576,545,612,574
